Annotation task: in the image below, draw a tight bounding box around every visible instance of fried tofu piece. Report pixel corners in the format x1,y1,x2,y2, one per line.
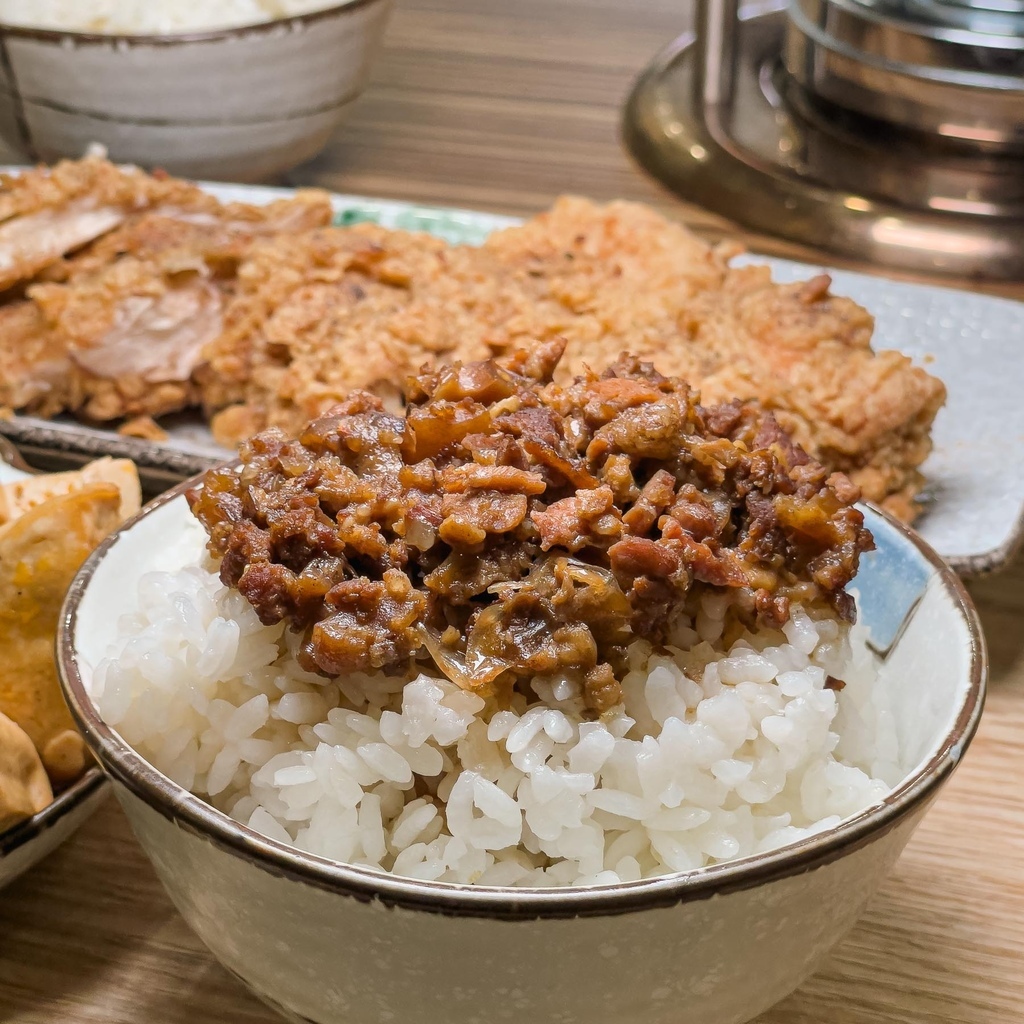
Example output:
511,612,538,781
0,710,53,830
0,484,121,783
0,459,141,792
0,456,140,524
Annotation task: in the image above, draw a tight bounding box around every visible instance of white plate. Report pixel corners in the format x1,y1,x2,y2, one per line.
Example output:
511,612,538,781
1,176,1021,573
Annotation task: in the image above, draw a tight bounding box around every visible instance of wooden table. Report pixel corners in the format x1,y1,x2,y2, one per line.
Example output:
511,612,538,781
2,1,1023,1021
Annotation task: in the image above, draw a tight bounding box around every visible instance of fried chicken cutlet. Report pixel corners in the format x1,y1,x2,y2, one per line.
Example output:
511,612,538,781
0,156,220,294
200,204,732,436
199,223,572,440
482,200,945,519
0,157,944,520
0,171,333,421
202,198,944,519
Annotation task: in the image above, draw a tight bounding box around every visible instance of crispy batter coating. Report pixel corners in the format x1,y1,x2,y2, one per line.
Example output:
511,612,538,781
0,162,944,520
198,223,564,434
0,156,217,293
0,301,70,417
188,345,872,713
483,203,946,517
0,167,333,421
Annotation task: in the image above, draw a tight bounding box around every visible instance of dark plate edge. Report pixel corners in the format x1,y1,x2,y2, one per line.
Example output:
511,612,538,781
0,769,107,857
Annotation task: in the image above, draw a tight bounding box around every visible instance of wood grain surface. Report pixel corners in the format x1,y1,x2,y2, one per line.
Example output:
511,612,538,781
1,1,1023,1021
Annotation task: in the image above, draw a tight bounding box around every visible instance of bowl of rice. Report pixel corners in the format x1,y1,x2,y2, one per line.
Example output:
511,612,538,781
57,350,986,1024
0,0,392,182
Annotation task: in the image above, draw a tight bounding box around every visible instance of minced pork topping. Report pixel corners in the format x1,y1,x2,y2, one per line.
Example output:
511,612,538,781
187,340,873,713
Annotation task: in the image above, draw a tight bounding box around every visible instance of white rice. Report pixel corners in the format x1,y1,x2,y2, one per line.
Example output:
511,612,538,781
0,0,339,34
90,530,900,887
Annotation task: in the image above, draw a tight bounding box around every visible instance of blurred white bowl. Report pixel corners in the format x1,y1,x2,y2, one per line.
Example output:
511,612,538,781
0,2,393,182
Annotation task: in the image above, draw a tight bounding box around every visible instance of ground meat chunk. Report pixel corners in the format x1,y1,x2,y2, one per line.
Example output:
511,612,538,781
609,535,683,581
531,486,621,552
441,464,547,494
440,491,529,540
304,570,426,675
621,469,677,535
187,346,873,711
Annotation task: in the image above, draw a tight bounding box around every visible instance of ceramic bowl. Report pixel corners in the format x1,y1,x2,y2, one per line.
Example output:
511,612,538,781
0,438,109,891
57,482,986,1024
0,2,392,183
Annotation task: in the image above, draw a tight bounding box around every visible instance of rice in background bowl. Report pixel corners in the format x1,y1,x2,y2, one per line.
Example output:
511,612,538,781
0,0,345,34
0,1,392,182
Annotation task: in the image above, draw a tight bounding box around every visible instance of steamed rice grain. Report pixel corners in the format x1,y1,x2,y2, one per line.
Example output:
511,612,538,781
90,528,897,887
0,0,339,34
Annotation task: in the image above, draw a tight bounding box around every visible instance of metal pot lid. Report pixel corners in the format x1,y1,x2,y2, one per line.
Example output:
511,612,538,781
785,0,1024,150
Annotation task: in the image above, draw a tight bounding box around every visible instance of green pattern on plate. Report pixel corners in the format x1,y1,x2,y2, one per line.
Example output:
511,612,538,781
332,201,517,246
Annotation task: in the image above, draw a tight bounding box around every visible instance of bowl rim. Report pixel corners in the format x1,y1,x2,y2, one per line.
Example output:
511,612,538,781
0,0,382,46
57,475,987,920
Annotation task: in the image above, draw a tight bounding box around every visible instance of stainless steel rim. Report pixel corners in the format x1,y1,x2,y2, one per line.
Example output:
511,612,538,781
785,0,1024,149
